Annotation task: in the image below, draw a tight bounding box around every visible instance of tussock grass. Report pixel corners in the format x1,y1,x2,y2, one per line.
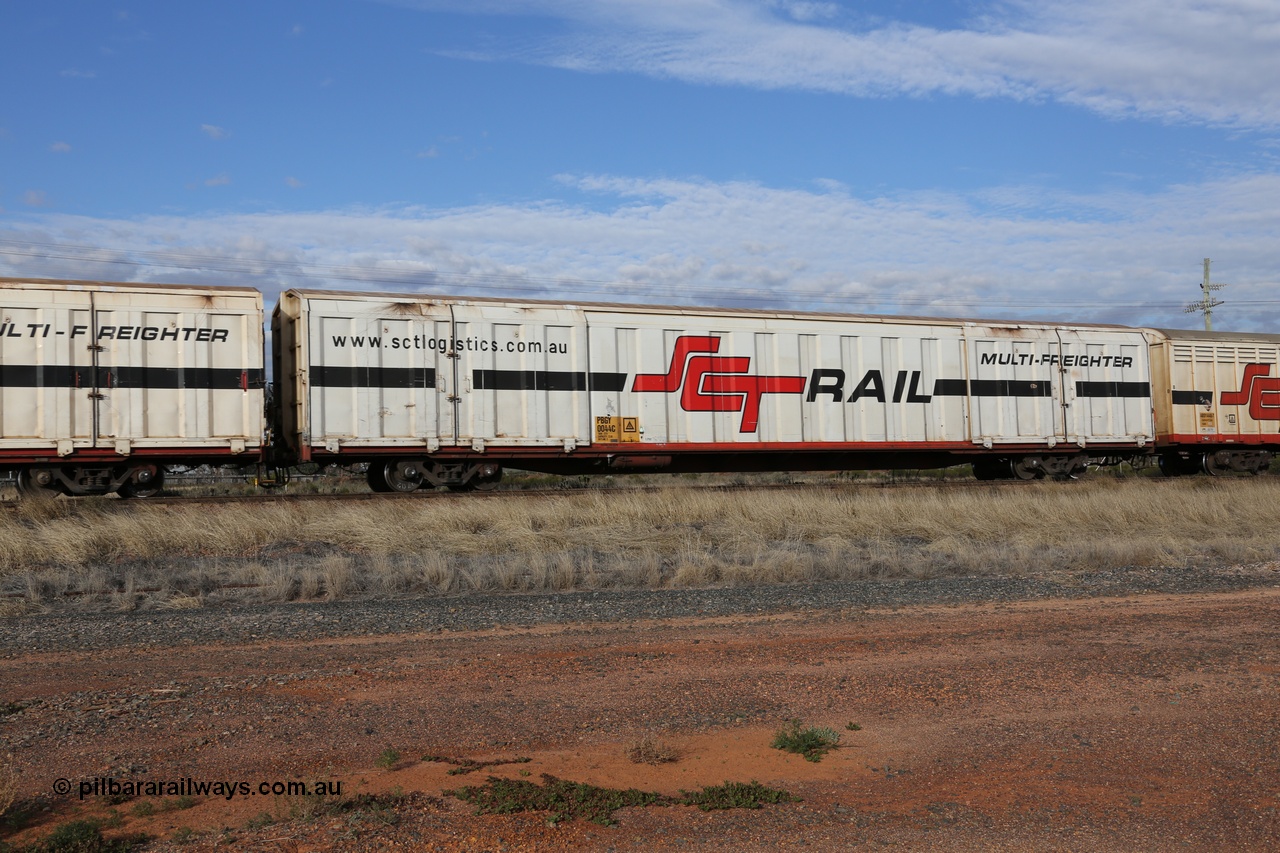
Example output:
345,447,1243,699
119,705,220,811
445,773,798,825
1,751,16,821
3,478,1279,610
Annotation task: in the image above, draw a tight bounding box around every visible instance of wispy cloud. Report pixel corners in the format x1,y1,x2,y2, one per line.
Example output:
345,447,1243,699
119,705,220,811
49,141,72,153
59,68,97,79
200,124,230,140
398,0,1280,128
285,176,305,188
3,171,1277,330
204,173,231,187
22,190,51,207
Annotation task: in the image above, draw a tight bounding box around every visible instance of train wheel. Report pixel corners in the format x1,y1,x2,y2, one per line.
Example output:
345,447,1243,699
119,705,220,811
382,461,423,493
472,464,503,491
1011,457,1043,480
15,470,59,499
118,467,165,499
1201,452,1231,477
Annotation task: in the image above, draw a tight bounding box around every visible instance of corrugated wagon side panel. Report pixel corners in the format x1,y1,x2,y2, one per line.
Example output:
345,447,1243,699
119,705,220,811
586,311,975,448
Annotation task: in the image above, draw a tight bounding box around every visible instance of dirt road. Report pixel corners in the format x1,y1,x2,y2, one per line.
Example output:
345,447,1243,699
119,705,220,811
3,586,1280,850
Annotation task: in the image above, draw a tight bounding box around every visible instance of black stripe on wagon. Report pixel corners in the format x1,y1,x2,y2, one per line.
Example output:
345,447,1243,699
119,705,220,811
0,364,263,390
1075,381,1151,398
110,367,265,390
932,378,1053,397
472,370,628,392
1171,390,1214,406
0,365,81,387
309,366,436,389
931,378,969,396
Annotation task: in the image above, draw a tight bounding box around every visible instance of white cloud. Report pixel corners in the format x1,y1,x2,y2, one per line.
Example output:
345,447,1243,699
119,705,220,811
2,171,1277,331
22,190,51,207
399,0,1280,128
204,173,230,186
49,141,72,153
200,124,230,140
59,68,97,79
285,176,305,188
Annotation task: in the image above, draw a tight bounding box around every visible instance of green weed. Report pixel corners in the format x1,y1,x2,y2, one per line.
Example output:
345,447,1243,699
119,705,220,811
445,774,799,826
771,719,842,762
678,780,800,811
19,818,148,852
422,754,532,776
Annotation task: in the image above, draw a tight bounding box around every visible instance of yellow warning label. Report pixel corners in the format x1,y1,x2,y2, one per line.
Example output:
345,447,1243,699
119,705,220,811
1199,412,1216,432
595,416,640,443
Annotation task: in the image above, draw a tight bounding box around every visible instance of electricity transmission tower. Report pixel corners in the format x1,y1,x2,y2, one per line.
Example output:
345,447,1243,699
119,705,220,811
1184,258,1227,331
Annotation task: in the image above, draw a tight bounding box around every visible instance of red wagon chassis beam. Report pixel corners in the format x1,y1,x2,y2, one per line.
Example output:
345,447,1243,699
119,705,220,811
0,446,262,466
1158,434,1280,447
307,439,1153,460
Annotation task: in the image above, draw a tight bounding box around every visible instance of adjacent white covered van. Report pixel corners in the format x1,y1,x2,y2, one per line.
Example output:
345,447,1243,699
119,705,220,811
0,278,264,496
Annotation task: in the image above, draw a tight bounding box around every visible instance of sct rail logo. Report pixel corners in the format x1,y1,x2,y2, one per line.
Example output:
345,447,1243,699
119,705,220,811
632,335,806,432
1221,363,1280,421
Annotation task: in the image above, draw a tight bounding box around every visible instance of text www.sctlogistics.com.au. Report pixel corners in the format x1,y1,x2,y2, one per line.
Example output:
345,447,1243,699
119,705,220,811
55,777,343,801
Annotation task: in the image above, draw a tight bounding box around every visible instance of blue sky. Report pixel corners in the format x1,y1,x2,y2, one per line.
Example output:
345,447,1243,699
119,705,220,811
2,0,1278,330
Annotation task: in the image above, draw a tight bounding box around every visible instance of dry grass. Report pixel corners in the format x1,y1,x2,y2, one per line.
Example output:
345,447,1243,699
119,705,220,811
0,751,16,820
3,477,1279,610
626,733,683,765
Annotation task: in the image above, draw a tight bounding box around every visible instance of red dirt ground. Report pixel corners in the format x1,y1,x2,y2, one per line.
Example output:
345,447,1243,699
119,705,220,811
3,587,1280,850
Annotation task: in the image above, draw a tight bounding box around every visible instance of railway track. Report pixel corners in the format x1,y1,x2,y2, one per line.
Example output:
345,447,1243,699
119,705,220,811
0,469,1200,510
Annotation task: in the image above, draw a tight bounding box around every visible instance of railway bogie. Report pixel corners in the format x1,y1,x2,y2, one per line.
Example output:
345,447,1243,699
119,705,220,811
1159,449,1271,477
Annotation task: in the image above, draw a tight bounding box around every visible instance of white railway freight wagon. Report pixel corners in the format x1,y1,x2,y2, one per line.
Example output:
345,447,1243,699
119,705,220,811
0,278,265,496
273,290,1155,490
